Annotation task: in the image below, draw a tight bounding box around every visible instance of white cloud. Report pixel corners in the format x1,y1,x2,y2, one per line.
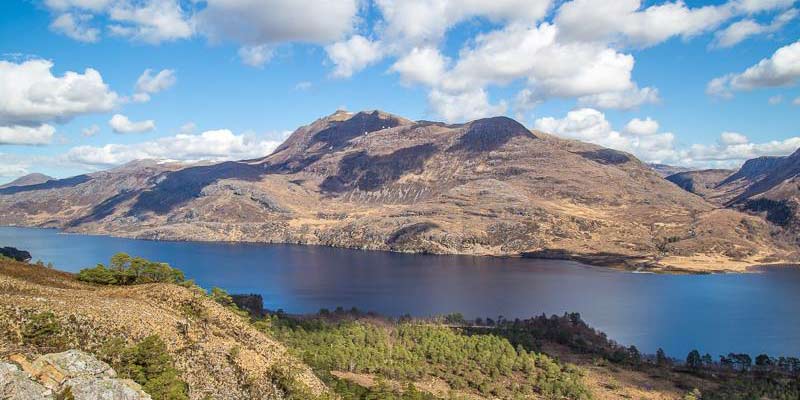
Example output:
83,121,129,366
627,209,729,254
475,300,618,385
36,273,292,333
106,0,192,44
419,22,645,117
109,114,155,134
712,8,798,48
555,0,734,48
390,47,448,86
684,132,800,164
133,68,176,102
196,0,358,45
732,0,796,13
534,108,800,167
374,0,553,48
624,117,660,136
49,13,100,43
428,89,507,123
326,35,384,78
708,40,800,97
66,129,282,166
0,59,118,126
794,96,800,105
238,45,274,68
720,131,750,145
82,124,100,137
534,108,678,163
44,0,111,12
578,85,660,110
0,124,56,146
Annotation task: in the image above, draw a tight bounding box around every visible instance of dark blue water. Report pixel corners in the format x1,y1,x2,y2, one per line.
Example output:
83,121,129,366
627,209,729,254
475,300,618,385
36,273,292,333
2,226,800,359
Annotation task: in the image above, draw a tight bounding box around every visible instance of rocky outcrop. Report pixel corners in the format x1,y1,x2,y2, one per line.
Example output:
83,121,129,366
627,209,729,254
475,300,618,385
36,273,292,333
0,247,31,263
1,350,150,399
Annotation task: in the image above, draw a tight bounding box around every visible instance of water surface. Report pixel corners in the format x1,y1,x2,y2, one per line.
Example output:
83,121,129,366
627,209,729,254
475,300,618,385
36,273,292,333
2,226,800,359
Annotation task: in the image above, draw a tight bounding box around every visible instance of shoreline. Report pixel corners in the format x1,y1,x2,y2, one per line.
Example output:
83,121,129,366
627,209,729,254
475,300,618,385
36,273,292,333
3,224,797,275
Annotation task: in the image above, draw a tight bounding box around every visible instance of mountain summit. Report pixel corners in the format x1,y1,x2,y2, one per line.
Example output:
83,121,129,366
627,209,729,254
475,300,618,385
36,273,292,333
0,111,796,272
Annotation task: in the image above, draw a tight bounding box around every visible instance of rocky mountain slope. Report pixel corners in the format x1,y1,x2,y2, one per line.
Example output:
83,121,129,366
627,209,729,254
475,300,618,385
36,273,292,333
0,259,327,400
0,110,797,272
0,173,53,190
665,150,800,235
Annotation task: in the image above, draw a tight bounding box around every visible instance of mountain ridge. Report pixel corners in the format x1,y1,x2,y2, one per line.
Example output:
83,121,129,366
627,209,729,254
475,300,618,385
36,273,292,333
0,110,797,272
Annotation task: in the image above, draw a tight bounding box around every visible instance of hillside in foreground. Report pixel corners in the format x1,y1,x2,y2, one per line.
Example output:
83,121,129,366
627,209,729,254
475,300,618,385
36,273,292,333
1,110,798,272
4,255,800,399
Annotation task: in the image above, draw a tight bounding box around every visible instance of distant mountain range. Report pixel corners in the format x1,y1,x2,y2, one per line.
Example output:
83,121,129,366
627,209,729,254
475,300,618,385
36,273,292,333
0,110,797,272
665,151,800,233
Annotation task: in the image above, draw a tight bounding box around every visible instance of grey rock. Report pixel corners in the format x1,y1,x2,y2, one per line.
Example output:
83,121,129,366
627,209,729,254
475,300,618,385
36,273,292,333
64,377,151,400
0,362,54,400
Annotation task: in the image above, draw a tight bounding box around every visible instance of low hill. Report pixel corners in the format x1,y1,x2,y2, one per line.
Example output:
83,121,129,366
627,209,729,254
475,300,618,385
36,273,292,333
0,111,797,272
0,173,53,190
0,259,327,399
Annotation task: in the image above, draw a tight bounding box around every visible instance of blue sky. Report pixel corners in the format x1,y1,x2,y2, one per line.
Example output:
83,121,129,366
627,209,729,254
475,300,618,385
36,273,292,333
0,0,799,183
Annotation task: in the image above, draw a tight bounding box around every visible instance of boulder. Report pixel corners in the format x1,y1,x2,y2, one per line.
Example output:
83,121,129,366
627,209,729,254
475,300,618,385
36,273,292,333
2,351,151,400
30,350,115,390
0,362,54,400
64,376,151,400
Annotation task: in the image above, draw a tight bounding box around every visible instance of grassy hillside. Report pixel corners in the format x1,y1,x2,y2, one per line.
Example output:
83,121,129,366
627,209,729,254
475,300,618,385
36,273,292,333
2,254,799,399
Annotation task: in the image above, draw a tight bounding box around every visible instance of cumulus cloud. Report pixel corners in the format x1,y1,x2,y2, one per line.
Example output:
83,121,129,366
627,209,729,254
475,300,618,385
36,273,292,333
390,47,448,86
106,1,192,44
132,68,176,102
49,13,100,42
0,124,56,145
708,40,800,97
326,36,384,78
47,0,192,44
684,132,800,165
293,81,312,91
578,85,660,110
712,8,797,48
534,108,800,167
374,0,552,48
534,108,680,163
109,114,155,134
555,0,734,48
624,117,660,136
66,129,282,166
196,0,358,45
0,59,118,125
428,89,507,123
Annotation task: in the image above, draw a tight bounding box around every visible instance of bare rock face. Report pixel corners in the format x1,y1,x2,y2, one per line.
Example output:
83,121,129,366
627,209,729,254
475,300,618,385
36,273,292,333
2,351,151,400
0,362,53,400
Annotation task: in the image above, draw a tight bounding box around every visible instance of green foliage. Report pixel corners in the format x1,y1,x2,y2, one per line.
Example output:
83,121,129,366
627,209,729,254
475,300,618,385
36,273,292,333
98,336,189,400
259,313,591,400
698,377,800,400
210,287,234,307
22,311,66,351
77,253,185,286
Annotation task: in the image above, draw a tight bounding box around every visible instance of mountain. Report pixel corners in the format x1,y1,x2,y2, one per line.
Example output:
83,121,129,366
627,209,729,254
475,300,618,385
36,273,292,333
648,163,693,178
0,110,796,272
0,173,53,189
665,169,735,205
664,151,800,234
